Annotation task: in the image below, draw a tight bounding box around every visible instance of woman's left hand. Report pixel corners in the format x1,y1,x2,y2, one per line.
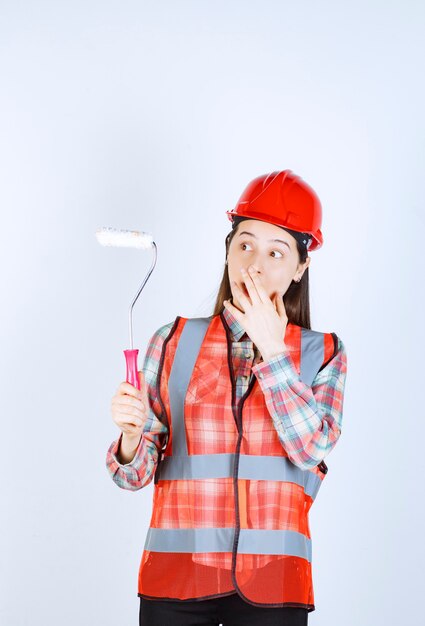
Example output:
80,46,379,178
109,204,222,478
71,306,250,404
223,265,289,360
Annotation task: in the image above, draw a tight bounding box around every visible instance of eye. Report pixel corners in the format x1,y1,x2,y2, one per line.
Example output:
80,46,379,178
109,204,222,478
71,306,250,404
240,242,284,258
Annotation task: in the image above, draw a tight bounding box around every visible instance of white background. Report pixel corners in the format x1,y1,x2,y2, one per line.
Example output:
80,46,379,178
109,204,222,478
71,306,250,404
1,1,424,625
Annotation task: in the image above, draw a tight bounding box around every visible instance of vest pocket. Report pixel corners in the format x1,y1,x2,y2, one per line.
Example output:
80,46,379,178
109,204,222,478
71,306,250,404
188,361,229,403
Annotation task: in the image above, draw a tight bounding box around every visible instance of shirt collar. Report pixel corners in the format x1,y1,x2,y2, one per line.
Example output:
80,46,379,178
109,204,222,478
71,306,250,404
221,304,249,342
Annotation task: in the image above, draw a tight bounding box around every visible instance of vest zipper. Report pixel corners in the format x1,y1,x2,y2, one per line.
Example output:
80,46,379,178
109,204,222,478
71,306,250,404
220,312,258,594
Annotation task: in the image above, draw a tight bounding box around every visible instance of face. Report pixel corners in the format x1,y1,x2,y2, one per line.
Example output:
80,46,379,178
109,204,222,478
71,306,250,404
227,219,311,311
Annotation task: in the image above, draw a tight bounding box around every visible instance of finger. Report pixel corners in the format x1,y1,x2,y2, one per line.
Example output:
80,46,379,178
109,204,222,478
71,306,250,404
117,404,145,421
232,280,251,306
120,419,144,432
113,391,145,406
116,410,144,428
243,267,268,303
223,298,243,320
113,396,147,412
121,423,143,436
115,403,145,419
118,381,143,399
240,268,262,304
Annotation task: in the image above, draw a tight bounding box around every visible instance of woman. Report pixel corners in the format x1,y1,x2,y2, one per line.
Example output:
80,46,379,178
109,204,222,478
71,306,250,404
106,170,348,626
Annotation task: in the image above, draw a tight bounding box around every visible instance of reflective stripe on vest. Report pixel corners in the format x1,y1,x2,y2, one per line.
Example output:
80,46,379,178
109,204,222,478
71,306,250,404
144,527,312,561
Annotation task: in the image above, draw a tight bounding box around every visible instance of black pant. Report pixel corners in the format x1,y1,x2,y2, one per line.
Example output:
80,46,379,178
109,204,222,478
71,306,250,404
139,592,309,626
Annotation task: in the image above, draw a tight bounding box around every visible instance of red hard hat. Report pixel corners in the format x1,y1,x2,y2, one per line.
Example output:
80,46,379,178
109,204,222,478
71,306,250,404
226,170,323,251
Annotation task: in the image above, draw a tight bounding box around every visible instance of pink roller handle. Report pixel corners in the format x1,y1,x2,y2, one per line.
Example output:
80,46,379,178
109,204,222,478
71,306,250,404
124,349,140,391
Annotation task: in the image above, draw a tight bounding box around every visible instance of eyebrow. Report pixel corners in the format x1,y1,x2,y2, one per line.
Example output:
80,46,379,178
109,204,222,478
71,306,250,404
238,230,291,250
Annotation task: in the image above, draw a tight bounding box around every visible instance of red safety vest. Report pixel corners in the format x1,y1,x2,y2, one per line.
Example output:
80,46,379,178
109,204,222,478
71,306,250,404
138,312,336,610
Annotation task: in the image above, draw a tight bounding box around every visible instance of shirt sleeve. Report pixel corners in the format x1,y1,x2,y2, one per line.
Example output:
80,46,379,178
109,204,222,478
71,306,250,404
105,321,173,490
251,335,347,470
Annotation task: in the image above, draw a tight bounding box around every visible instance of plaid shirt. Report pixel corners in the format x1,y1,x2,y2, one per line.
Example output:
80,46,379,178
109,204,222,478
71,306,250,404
106,307,347,489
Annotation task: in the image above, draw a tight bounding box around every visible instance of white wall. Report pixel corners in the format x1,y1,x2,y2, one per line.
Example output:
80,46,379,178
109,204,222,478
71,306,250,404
1,1,424,624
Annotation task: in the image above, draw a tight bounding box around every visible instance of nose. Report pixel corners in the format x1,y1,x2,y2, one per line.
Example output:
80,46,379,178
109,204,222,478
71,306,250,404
247,262,262,275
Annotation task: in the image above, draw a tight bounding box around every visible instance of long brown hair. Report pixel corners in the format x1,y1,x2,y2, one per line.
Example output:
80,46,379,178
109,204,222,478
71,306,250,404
211,221,312,329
